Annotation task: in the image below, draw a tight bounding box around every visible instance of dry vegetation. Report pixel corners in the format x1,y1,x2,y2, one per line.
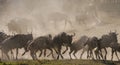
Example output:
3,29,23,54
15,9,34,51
0,60,120,65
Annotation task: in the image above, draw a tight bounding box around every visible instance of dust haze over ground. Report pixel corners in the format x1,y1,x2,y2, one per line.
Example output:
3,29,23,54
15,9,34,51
0,0,120,60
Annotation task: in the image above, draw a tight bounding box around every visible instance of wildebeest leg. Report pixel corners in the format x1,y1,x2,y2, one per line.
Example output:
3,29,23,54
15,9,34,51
2,49,10,60
115,50,120,61
47,48,59,59
100,49,104,60
62,46,68,54
90,50,94,60
47,48,55,59
10,50,14,59
54,48,59,54
57,46,63,59
47,50,52,57
44,49,46,57
111,49,114,61
80,49,85,59
47,51,52,57
95,49,101,60
16,48,18,60
73,50,77,59
57,51,60,60
60,49,64,59
98,49,104,60
94,48,99,60
87,50,89,59
4,51,10,60
48,47,58,56
69,49,73,59
6,53,10,60
104,48,107,60
39,50,43,57
34,50,38,60
87,49,94,60
22,48,28,56
30,49,35,60
22,51,26,56
30,52,35,60
1,50,3,60
31,49,38,60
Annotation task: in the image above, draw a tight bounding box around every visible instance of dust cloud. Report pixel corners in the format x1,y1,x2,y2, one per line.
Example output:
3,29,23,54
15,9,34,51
0,0,120,60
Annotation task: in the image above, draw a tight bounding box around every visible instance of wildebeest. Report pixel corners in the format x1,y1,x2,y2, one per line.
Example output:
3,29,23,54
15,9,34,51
0,32,14,59
95,31,118,60
0,32,13,51
69,35,99,59
25,34,53,60
69,35,89,59
80,36,99,59
52,32,75,59
0,33,33,60
26,32,75,60
110,42,120,61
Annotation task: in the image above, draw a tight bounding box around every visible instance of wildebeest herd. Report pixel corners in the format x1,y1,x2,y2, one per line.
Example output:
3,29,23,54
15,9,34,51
0,31,120,61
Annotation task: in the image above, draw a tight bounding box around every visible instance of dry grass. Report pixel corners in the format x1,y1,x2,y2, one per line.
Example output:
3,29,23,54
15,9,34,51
0,59,119,65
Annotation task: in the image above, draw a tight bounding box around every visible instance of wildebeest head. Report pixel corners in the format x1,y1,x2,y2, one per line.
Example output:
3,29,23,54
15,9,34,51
109,31,118,42
53,32,75,48
92,37,99,47
61,33,75,46
61,32,67,37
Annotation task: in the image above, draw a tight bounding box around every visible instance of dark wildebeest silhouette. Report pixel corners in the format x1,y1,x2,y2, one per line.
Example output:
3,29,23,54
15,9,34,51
110,43,120,61
69,35,99,59
95,31,118,60
0,32,13,59
0,32,14,59
25,34,53,60
80,36,99,59
69,35,89,59
52,32,75,59
0,33,33,60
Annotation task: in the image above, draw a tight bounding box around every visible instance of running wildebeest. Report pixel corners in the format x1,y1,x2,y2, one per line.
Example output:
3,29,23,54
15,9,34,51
0,33,33,60
52,32,75,59
80,36,99,59
95,31,118,60
0,32,14,59
24,34,53,60
110,43,120,61
69,35,99,59
69,35,89,59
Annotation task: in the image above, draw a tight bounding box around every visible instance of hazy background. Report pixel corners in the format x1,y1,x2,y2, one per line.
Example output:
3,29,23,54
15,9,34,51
0,0,120,60
0,0,120,37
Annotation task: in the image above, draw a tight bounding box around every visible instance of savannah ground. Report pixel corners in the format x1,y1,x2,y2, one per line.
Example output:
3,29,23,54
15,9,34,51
0,59,120,65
